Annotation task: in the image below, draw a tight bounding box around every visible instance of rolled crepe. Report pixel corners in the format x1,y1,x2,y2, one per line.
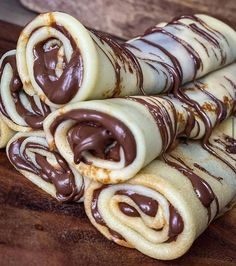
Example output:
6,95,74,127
6,131,90,202
84,117,236,260
0,117,15,148
17,12,236,107
0,50,52,132
44,63,236,183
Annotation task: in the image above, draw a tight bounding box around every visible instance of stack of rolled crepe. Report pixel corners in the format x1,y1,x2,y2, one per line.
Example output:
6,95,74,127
84,117,236,260
1,11,236,261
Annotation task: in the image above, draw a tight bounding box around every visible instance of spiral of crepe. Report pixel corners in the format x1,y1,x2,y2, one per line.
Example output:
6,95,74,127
0,117,15,148
16,12,236,107
0,50,53,132
6,131,90,202
43,62,236,183
84,117,236,260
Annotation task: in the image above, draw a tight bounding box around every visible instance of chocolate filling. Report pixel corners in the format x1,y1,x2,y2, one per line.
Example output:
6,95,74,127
0,54,51,129
116,190,159,217
33,25,83,104
91,186,184,242
168,204,184,239
8,137,84,202
118,202,140,217
50,109,136,166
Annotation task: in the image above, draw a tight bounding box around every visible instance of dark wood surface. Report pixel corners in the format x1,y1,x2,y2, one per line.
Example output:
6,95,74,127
20,0,236,39
0,20,235,266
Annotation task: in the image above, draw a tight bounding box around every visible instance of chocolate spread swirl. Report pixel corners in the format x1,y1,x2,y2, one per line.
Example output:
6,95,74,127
8,137,84,202
32,25,83,104
0,54,51,129
50,109,136,166
91,186,184,242
116,190,159,217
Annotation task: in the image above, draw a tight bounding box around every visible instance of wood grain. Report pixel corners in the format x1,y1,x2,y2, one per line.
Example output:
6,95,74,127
20,0,236,39
0,20,235,265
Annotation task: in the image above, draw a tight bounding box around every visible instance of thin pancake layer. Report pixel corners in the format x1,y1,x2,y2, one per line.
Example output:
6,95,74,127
0,117,15,148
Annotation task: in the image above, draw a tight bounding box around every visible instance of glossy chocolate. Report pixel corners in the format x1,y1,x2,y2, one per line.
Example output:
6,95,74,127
8,137,84,202
91,186,184,242
118,202,140,217
116,190,159,217
32,23,145,101
33,25,83,104
0,54,51,129
168,204,184,238
50,109,136,166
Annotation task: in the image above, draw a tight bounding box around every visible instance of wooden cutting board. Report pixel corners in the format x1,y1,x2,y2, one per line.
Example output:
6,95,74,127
0,20,235,266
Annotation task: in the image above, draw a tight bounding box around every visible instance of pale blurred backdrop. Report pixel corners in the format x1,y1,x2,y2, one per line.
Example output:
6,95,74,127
0,0,236,39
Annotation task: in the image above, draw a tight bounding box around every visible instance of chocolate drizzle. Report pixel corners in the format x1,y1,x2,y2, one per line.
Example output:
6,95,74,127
33,25,83,104
224,136,236,154
163,154,219,222
214,134,236,156
145,27,203,79
170,15,226,66
193,163,223,182
0,54,51,129
172,77,236,174
91,29,144,96
50,109,136,166
129,14,230,93
127,96,178,154
8,137,84,202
